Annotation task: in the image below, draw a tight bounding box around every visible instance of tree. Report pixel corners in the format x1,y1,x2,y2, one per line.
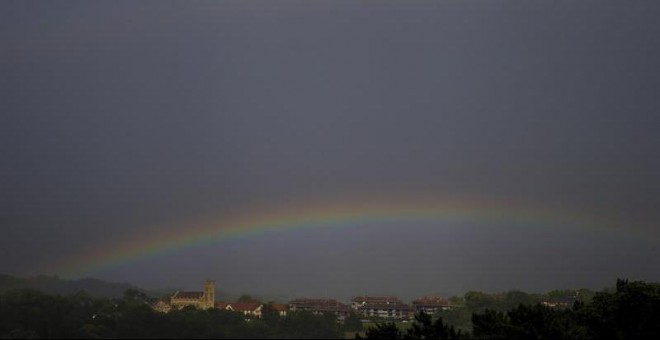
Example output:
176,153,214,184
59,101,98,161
358,312,461,340
404,312,461,339
471,309,511,339
577,279,660,339
237,294,260,303
344,312,363,332
358,322,401,340
122,289,148,302
436,306,473,334
260,302,282,327
278,311,343,339
464,291,499,313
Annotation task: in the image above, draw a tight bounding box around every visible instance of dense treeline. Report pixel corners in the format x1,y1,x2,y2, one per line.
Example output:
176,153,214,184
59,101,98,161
0,290,343,339
435,287,597,333
469,279,660,339
361,279,660,339
1,279,658,339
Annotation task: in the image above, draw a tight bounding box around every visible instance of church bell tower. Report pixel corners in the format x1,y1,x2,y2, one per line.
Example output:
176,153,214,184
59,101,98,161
204,280,215,309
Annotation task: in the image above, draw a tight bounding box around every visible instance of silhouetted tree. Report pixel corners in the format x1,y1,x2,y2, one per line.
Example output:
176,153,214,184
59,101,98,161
404,311,461,339
358,312,461,339
344,312,363,332
2,279,659,339
122,288,148,302
237,294,260,303
260,302,281,327
358,321,401,339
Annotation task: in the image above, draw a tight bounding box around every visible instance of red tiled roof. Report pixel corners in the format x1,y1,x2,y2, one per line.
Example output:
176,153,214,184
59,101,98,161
358,302,412,311
215,301,231,309
290,298,346,306
271,303,287,312
230,303,261,312
352,296,403,304
412,296,451,306
215,302,262,312
289,298,351,312
173,291,204,299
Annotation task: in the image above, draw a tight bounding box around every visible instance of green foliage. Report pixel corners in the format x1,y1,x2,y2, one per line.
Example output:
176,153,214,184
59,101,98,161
440,290,541,332
0,289,112,339
260,302,281,327
343,312,363,332
359,321,401,339
464,291,499,313
472,309,511,339
428,280,658,339
404,312,461,339
123,288,148,302
471,279,660,339
439,287,597,332
237,294,260,303
576,279,660,339
359,312,461,339
276,311,342,339
435,307,472,333
501,291,541,311
464,290,543,314
472,305,587,339
0,289,341,339
1,279,659,339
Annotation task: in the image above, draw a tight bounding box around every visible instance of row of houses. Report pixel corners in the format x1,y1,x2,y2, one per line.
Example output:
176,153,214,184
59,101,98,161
154,281,578,320
289,296,455,320
216,301,287,318
153,280,456,320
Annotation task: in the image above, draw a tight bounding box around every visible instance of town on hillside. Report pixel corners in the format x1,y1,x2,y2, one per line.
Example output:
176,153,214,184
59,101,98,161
149,280,575,321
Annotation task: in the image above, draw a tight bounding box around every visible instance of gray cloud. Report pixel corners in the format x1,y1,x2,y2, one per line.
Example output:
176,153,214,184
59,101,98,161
1,1,659,298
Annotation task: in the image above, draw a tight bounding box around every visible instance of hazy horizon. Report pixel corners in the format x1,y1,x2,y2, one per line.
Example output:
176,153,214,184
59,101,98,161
0,270,622,303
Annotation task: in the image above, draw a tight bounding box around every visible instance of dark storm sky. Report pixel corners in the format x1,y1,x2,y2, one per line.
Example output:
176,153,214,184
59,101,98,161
1,1,659,299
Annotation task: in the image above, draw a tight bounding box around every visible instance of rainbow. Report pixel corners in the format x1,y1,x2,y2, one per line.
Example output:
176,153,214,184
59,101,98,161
51,194,622,278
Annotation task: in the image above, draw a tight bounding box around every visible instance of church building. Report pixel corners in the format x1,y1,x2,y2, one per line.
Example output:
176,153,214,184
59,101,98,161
170,280,216,310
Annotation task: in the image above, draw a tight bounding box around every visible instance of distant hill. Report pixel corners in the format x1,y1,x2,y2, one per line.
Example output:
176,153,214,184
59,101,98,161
0,273,156,299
